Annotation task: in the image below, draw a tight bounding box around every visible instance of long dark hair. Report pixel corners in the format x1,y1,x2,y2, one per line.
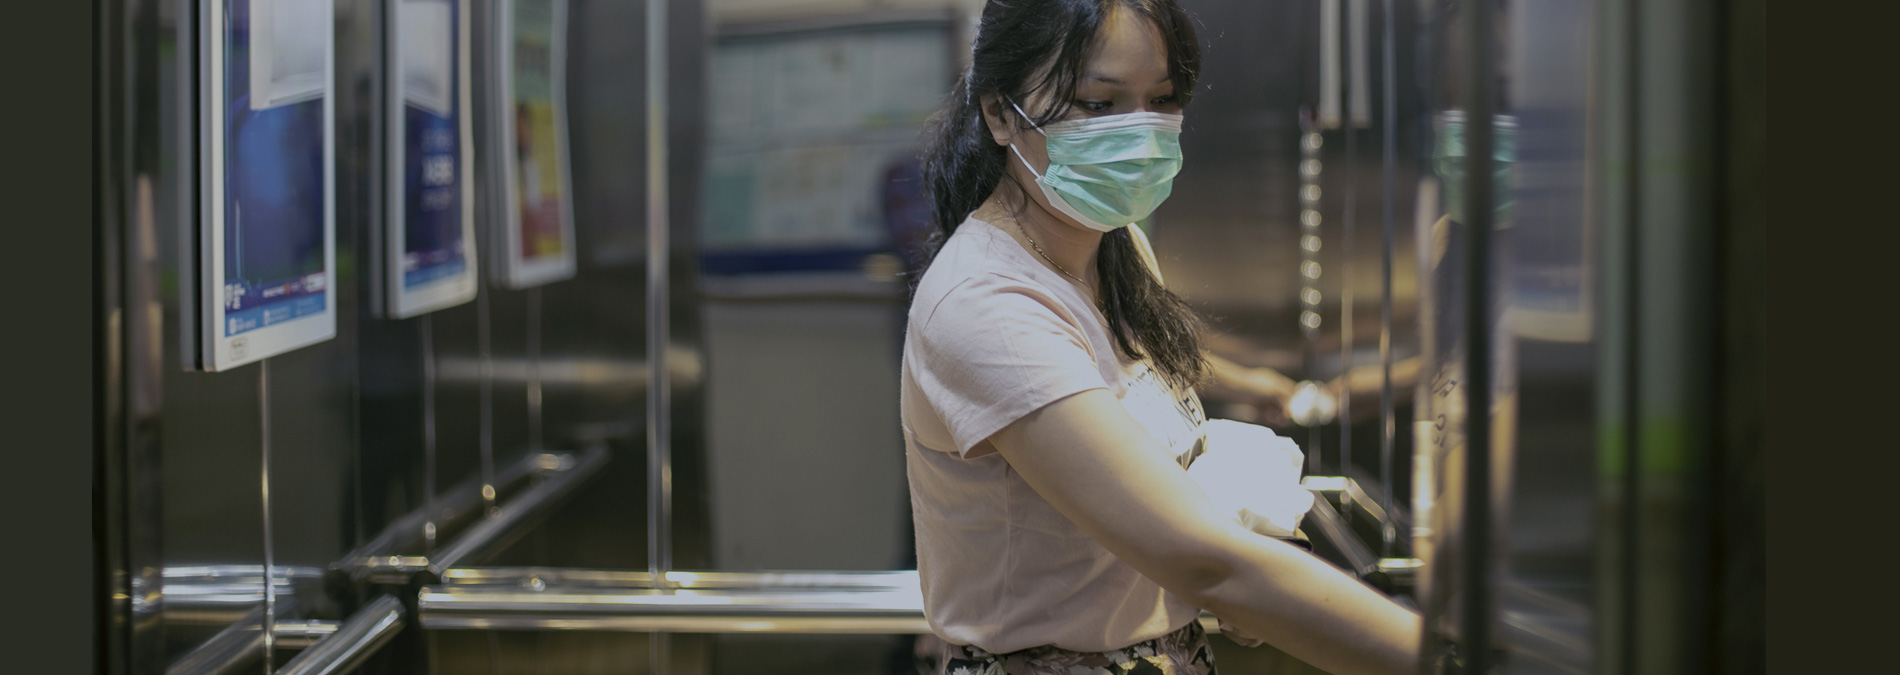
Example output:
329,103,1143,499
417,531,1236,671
919,0,1210,386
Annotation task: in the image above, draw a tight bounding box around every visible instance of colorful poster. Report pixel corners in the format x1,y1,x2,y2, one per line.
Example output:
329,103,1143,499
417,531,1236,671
200,0,336,370
698,22,951,277
383,0,477,317
496,0,576,288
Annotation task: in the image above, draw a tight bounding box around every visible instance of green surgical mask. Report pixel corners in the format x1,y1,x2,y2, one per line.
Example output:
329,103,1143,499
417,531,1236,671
1007,100,1185,232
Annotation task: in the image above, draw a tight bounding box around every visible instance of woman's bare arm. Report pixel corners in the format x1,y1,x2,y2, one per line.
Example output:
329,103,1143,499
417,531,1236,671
1326,356,1425,425
1200,352,1300,427
990,389,1420,675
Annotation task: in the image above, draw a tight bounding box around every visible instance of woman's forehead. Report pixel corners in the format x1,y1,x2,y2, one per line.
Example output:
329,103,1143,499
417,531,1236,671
1017,10,1172,109
1081,8,1171,88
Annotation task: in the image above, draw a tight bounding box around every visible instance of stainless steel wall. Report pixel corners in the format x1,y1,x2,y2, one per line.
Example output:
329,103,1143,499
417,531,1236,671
98,0,708,671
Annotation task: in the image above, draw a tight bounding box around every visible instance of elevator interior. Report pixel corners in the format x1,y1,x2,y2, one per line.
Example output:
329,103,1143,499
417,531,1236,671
94,0,1764,673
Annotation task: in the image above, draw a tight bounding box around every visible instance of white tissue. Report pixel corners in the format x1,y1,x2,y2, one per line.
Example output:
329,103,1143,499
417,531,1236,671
1186,419,1316,648
1185,419,1316,539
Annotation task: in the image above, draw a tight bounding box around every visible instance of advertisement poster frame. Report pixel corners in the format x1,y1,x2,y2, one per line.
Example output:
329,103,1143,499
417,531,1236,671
381,0,479,318
198,0,338,371
493,0,578,289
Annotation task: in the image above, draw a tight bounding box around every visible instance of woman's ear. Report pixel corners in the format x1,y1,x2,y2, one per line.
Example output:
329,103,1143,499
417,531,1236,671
977,93,1015,146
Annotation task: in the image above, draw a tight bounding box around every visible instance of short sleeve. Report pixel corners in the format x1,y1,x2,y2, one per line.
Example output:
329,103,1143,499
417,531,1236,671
909,274,1110,456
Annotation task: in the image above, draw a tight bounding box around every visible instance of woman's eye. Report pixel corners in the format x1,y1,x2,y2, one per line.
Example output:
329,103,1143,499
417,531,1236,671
1151,95,1179,108
1076,100,1113,113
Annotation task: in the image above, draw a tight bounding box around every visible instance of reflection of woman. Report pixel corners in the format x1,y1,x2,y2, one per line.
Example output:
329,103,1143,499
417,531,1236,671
900,2,1420,673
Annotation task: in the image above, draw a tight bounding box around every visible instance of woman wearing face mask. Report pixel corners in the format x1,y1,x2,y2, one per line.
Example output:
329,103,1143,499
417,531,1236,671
901,1,1422,674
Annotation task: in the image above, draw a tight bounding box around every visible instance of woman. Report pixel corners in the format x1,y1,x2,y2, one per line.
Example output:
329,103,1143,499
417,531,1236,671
900,1,1422,673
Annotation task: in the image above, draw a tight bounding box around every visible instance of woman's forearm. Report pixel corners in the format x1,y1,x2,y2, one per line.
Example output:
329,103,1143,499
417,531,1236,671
1192,535,1421,675
1200,352,1251,400
1202,352,1295,403
1333,356,1423,399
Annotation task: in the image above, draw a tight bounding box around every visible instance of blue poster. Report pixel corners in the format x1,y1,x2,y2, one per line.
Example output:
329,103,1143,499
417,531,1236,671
202,0,337,370
385,0,476,317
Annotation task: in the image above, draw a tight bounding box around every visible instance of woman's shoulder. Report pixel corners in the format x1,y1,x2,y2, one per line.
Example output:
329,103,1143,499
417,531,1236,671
911,218,1066,323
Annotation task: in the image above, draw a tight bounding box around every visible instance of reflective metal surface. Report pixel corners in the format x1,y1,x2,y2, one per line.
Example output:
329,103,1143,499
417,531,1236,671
97,0,688,669
165,598,299,675
160,566,323,626
338,447,601,582
427,445,609,577
1454,2,1501,670
277,596,406,675
336,450,539,583
443,568,922,590
1302,483,1381,579
646,0,675,589
420,570,928,634
271,621,344,651
1592,0,1764,672
91,0,1760,672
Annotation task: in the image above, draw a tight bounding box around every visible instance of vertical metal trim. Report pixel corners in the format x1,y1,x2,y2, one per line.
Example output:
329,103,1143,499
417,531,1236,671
422,314,440,550
96,0,134,670
260,360,278,673
647,1,674,672
1378,0,1397,556
1459,0,1496,671
1348,0,1371,127
1339,0,1361,484
1617,0,1644,670
527,287,544,451
1319,0,1342,128
1618,0,1649,673
650,633,671,675
645,0,673,585
478,283,497,511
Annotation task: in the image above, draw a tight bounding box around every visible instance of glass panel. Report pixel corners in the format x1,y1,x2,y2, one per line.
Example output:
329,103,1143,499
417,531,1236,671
1496,0,1598,671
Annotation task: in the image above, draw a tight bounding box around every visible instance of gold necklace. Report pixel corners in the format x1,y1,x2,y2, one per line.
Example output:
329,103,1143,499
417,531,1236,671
1014,220,1090,287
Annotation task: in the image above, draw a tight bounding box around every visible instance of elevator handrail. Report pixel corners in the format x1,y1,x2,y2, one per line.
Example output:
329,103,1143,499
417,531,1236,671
276,595,406,675
337,452,539,582
425,443,610,579
1303,482,1382,579
413,480,1417,635
165,597,299,675
418,569,930,634
165,445,606,672
333,444,607,584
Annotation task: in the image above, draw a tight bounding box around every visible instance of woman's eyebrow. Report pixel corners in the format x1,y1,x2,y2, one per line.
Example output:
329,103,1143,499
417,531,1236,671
1083,72,1174,86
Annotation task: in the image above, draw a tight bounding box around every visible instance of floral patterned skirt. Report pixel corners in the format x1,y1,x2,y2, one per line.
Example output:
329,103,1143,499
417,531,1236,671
936,620,1216,675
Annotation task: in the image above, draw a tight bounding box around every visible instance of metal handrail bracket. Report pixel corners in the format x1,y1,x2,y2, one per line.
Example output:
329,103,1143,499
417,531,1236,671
165,597,299,675
337,447,574,583
1302,487,1381,578
425,444,609,578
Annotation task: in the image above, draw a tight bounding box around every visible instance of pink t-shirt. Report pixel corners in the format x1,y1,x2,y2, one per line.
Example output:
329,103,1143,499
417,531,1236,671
900,216,1208,653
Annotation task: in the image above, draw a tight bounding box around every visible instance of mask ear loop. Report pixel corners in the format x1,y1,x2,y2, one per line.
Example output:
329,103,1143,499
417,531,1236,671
1003,98,1050,181
1005,98,1047,135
